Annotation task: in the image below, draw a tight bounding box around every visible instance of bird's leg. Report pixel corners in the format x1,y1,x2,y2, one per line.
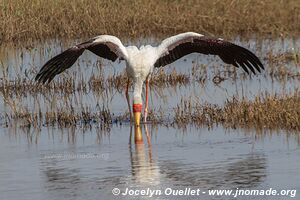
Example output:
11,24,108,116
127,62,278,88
144,78,150,123
125,78,133,123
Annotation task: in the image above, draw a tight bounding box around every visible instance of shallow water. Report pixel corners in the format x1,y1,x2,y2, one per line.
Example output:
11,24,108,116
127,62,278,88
0,125,299,200
0,37,299,199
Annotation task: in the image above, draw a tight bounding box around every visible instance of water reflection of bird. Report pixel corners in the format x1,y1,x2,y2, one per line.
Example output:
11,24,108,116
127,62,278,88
129,125,160,185
35,32,264,126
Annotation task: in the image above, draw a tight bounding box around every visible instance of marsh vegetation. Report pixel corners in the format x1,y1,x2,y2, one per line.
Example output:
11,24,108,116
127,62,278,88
0,38,299,132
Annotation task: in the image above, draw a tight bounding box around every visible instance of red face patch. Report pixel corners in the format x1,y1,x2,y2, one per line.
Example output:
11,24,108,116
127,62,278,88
133,104,142,113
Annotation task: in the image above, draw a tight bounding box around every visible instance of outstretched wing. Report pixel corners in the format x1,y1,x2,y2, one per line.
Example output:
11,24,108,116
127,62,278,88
35,35,128,84
154,32,264,74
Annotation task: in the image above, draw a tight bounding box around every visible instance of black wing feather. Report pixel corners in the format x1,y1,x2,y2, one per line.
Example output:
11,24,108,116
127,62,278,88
87,44,118,62
35,47,84,83
35,38,122,84
154,36,264,75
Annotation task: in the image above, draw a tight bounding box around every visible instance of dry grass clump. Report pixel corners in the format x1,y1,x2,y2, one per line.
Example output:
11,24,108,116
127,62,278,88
151,69,189,86
0,77,90,96
265,50,300,81
44,108,113,127
4,104,114,128
266,51,300,64
1,0,300,43
175,93,300,131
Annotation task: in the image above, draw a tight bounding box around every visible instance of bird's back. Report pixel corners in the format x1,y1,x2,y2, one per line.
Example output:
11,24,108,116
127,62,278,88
125,45,156,79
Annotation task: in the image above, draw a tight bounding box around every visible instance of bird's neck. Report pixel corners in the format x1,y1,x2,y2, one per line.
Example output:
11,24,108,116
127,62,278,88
133,78,143,104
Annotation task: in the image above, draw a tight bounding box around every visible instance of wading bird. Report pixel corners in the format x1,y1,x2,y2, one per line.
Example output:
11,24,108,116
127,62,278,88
35,32,264,126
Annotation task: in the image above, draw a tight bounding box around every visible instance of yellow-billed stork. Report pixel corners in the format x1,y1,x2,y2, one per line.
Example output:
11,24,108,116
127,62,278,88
35,32,264,126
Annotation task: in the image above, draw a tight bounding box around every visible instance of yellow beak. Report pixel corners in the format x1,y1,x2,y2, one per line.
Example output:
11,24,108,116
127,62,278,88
134,111,141,126
133,103,142,126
